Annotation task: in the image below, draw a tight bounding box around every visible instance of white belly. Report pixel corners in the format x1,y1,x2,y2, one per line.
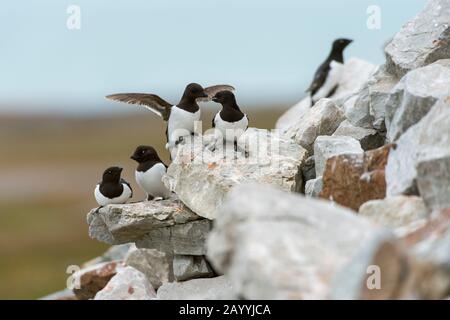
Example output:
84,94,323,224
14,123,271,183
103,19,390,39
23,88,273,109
135,163,171,199
312,61,344,102
94,183,132,206
167,106,201,143
214,113,249,142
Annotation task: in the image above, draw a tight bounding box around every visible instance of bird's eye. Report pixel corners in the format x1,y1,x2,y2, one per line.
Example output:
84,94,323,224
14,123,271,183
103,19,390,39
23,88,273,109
108,171,112,174
141,150,146,154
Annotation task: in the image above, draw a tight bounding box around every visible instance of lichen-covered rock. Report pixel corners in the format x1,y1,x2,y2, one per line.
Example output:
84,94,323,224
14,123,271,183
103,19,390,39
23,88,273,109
353,65,399,130
207,183,387,299
305,177,323,198
136,219,212,256
164,128,308,220
385,0,450,77
333,120,385,151
94,266,156,300
386,99,450,210
385,60,450,141
283,99,345,154
124,249,170,290
321,144,394,211
314,136,363,177
359,196,428,231
72,261,120,300
173,255,214,281
87,196,200,244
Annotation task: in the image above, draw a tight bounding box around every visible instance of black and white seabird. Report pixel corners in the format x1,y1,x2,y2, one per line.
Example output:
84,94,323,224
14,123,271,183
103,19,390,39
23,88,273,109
94,166,133,206
211,91,249,153
106,83,235,155
306,38,353,105
130,145,171,201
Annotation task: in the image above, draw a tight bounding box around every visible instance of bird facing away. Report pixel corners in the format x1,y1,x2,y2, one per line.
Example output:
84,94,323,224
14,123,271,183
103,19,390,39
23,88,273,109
211,91,249,153
94,166,133,207
306,38,353,105
130,145,171,201
106,83,235,152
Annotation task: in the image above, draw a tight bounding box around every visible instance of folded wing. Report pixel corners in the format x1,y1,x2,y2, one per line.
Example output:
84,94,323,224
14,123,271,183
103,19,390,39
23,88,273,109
105,93,173,121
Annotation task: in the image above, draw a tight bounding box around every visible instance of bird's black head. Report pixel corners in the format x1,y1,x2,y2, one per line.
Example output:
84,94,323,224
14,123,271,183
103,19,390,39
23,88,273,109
184,83,208,99
102,166,123,183
332,38,353,51
131,145,160,163
212,91,236,105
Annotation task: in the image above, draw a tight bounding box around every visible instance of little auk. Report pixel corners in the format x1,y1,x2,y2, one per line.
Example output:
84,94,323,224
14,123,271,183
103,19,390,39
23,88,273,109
306,38,353,105
106,83,234,156
130,145,171,201
94,166,133,207
211,91,249,154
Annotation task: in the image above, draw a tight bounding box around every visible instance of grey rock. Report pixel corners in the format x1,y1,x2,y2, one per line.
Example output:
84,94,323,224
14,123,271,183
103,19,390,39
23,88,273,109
124,249,170,290
332,58,378,104
136,219,212,256
305,177,323,197
283,99,345,154
314,135,364,177
330,233,410,299
157,276,233,300
275,96,311,131
354,65,399,131
386,60,450,141
207,183,386,299
386,99,450,210
333,120,385,151
359,196,429,231
94,266,156,300
87,196,200,244
173,255,214,281
385,0,450,77
342,94,373,129
164,128,308,220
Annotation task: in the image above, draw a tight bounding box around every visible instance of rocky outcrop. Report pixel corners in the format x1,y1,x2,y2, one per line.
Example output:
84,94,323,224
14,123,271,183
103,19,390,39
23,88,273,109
283,99,345,154
164,128,308,220
385,60,450,141
305,177,323,198
173,255,214,281
320,144,394,211
87,196,200,244
385,0,450,78
94,266,156,300
207,183,389,299
386,99,450,210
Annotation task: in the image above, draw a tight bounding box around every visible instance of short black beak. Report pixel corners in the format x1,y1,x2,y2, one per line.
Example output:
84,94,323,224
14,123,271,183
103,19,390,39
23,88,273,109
212,97,219,103
130,155,137,161
200,91,208,98
118,167,123,172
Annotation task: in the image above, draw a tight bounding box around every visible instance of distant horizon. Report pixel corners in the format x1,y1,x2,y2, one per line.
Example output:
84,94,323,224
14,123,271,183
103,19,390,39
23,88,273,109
0,0,426,115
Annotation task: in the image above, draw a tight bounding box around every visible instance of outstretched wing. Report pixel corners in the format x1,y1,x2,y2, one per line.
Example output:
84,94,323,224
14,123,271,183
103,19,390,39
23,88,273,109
197,85,235,102
105,93,173,121
306,62,330,96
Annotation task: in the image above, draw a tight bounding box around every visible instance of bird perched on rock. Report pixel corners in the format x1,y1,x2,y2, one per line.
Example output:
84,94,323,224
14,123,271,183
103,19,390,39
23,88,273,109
130,145,171,201
306,38,353,105
94,166,133,207
211,91,249,154
106,83,234,158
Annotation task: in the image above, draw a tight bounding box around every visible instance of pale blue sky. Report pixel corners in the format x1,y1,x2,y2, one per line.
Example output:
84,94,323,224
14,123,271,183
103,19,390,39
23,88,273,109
0,0,425,115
